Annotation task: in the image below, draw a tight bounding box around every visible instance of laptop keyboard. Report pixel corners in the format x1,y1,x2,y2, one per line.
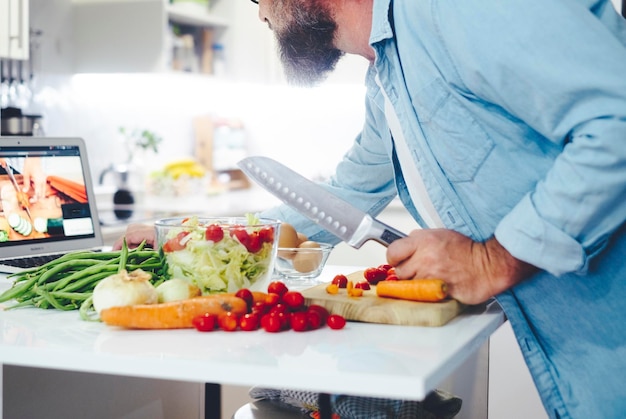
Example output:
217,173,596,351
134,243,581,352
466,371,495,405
1,254,65,269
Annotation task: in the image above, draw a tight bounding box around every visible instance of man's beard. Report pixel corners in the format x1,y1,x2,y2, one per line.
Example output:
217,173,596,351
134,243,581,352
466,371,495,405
273,1,344,86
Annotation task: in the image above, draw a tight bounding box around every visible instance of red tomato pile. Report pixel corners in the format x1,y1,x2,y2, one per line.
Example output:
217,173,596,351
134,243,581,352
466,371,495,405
329,264,398,293
363,264,397,283
191,281,347,333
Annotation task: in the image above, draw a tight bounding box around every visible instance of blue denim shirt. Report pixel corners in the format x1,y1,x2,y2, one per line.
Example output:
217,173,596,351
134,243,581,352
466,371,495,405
263,1,626,417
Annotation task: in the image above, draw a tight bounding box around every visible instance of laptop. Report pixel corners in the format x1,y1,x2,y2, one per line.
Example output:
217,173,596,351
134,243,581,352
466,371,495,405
0,136,105,273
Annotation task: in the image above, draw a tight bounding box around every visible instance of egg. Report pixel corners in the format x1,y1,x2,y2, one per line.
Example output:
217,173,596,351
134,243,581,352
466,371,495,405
278,222,299,259
293,241,323,273
296,232,308,245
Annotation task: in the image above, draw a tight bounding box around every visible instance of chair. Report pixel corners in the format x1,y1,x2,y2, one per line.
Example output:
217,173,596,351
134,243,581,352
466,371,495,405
232,400,309,419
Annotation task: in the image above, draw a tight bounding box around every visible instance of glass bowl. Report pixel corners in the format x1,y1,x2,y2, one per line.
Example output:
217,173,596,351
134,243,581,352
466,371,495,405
155,216,280,294
274,242,333,285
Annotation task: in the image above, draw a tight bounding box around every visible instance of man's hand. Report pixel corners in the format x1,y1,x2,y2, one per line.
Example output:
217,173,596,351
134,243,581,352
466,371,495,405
112,223,156,251
22,157,47,202
386,229,538,304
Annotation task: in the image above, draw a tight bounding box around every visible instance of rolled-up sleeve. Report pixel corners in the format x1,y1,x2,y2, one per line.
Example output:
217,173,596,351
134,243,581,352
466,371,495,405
438,0,626,275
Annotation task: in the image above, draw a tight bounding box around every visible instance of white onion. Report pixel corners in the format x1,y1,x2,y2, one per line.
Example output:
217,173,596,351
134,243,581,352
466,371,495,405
156,278,201,303
92,269,158,315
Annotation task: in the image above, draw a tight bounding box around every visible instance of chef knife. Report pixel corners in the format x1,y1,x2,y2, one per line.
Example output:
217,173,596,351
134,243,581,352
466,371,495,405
238,156,407,248
5,163,33,221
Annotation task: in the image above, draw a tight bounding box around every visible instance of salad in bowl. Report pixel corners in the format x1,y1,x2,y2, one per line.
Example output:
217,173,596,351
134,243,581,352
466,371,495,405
155,215,280,294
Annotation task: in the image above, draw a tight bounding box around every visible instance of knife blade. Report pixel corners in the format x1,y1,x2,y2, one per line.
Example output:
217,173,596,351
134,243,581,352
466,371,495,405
238,156,407,248
5,163,33,221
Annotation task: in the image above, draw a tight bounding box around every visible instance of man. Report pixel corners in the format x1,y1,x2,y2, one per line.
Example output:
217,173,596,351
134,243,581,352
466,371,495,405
118,0,626,417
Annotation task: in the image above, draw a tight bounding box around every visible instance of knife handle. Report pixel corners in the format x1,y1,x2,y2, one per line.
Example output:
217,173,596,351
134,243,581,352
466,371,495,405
379,228,406,245
369,219,407,247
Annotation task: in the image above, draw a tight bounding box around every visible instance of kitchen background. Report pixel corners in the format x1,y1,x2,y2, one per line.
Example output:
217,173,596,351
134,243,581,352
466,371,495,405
4,0,370,185
1,0,623,418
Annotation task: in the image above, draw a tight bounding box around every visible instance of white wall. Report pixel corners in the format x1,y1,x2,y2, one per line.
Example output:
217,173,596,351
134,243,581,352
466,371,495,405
34,72,368,190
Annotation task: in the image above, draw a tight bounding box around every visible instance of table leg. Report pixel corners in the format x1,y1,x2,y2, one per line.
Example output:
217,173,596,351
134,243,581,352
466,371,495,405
205,383,221,419
318,392,332,419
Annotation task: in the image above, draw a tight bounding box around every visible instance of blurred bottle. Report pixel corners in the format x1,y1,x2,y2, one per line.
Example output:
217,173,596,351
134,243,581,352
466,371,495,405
211,43,226,77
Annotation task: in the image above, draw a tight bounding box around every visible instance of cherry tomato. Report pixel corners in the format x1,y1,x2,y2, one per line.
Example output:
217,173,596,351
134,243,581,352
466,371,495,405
276,311,291,330
252,301,269,315
235,288,254,309
205,224,224,242
307,304,329,323
192,313,217,332
364,267,387,285
264,292,281,307
269,303,289,315
267,281,289,297
261,313,282,333
331,274,348,288
290,311,309,332
281,291,305,310
230,227,250,248
327,314,347,330
218,312,239,332
162,232,190,253
378,264,393,273
258,226,275,244
385,274,399,281
250,233,265,253
354,281,371,290
239,313,260,331
306,310,323,330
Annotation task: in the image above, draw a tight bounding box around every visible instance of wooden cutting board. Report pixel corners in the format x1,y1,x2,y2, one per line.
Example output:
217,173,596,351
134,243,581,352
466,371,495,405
302,271,466,327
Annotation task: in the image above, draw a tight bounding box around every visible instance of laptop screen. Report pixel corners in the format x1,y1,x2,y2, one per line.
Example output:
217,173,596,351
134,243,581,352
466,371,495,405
0,137,103,258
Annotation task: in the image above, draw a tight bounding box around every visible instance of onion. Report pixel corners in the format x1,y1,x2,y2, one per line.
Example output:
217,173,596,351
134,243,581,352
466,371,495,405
92,269,158,315
156,278,201,303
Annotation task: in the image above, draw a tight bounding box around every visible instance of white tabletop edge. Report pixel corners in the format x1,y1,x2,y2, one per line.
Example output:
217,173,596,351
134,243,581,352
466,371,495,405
0,268,505,401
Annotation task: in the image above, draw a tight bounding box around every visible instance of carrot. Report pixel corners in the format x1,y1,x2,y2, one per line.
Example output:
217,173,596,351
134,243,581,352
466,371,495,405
100,294,248,329
251,291,269,305
225,291,267,305
325,283,339,294
376,279,448,302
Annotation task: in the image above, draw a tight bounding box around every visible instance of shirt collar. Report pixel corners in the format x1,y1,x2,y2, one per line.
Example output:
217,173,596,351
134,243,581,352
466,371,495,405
370,0,395,45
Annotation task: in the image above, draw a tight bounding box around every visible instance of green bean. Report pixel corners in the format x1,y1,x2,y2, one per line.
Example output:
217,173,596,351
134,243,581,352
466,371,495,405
51,259,121,291
4,299,35,310
61,271,113,293
53,291,92,301
79,296,98,322
118,240,129,272
0,239,167,314
0,276,38,303
37,289,74,311
38,259,116,286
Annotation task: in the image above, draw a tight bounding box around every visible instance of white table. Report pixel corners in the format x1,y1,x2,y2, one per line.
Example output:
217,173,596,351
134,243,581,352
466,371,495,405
0,266,505,418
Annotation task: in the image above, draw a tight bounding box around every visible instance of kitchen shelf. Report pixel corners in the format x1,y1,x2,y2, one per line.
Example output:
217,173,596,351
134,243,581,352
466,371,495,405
72,0,231,73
